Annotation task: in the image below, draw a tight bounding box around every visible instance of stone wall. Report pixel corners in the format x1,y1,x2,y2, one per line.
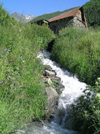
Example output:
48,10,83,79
73,16,85,28
49,9,85,34
73,9,85,28
49,17,73,34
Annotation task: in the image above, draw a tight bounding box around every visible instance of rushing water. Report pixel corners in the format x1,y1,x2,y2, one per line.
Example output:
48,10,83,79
16,50,86,134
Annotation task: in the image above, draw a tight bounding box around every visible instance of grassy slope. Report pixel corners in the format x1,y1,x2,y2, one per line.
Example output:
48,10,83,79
51,27,100,85
0,5,55,134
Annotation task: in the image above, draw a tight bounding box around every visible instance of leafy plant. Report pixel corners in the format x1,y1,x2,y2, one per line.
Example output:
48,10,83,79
84,0,100,26
67,78,100,134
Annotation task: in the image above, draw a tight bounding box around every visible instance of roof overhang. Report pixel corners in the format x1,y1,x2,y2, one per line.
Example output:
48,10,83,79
48,7,82,22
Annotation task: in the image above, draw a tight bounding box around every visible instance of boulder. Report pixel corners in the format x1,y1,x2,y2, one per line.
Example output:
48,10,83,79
44,65,56,77
44,70,56,77
45,87,59,119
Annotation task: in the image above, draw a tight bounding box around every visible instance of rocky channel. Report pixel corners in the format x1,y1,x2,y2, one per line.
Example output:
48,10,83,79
43,65,64,120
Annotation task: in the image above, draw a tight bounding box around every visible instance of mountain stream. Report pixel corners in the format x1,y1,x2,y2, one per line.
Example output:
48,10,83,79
16,50,86,134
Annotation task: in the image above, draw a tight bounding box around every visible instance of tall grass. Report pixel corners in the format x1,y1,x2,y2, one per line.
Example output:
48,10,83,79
0,5,55,133
51,27,100,85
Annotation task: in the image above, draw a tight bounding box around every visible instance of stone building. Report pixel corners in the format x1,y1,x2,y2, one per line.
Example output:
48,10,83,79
48,7,88,34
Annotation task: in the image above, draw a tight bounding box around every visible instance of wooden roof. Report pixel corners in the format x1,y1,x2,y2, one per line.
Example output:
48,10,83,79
48,7,81,22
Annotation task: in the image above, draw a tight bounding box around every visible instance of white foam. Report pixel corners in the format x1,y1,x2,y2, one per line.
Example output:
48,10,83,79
38,50,86,110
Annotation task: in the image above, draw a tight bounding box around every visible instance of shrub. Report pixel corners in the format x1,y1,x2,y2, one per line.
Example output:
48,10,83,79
0,5,18,26
67,78,100,134
22,24,55,49
84,0,100,26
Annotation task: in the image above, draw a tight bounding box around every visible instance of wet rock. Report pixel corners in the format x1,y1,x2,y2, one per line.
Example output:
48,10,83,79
44,70,56,77
44,65,56,76
45,87,59,120
43,65,65,119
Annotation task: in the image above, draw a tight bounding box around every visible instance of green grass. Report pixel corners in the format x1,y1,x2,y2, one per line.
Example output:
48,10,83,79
51,27,100,85
0,5,55,133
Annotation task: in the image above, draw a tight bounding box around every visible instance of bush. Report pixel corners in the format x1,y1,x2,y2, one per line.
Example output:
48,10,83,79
0,4,18,26
22,24,55,48
67,78,100,134
84,0,100,26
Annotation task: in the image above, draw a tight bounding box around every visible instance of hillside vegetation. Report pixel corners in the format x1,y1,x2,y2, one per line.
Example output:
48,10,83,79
51,27,100,85
83,0,100,26
0,5,17,26
0,5,55,134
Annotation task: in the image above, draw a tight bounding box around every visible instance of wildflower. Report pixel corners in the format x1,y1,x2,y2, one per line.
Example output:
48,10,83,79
96,93,100,99
97,77,100,81
0,81,3,84
20,56,23,61
95,81,98,86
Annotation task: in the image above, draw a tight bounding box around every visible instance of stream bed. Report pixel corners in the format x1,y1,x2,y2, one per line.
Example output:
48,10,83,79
16,50,86,134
